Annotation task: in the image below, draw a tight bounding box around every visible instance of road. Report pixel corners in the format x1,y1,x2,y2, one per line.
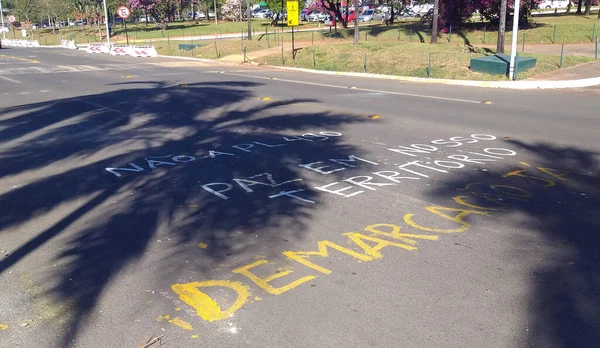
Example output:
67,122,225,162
0,47,599,348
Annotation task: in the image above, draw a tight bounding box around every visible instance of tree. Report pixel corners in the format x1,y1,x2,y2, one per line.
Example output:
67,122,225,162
308,0,348,28
576,0,582,13
497,0,507,53
431,0,439,43
221,0,245,21
353,0,358,44
246,0,251,40
13,0,41,22
129,0,177,26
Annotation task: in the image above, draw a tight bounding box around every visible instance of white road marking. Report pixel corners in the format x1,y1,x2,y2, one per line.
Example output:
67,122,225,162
216,72,482,104
0,75,22,83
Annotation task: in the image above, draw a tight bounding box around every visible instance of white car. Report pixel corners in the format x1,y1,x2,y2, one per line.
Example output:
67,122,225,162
410,2,434,16
254,9,272,18
538,0,569,8
139,16,156,22
307,12,321,22
358,9,384,22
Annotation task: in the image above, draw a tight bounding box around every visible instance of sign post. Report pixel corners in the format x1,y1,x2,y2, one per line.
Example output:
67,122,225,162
102,0,110,46
8,14,15,39
117,6,131,45
287,0,299,60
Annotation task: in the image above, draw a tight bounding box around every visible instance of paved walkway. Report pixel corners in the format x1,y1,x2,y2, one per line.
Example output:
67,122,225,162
533,59,600,80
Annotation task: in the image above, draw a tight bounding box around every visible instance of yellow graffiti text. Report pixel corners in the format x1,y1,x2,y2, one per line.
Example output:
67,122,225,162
344,232,417,258
404,206,490,233
232,260,315,295
364,223,439,244
283,240,373,275
503,169,555,187
171,280,249,322
452,195,505,211
160,315,193,331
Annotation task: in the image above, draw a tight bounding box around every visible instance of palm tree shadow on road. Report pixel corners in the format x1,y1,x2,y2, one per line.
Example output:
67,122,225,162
426,139,600,348
0,79,367,346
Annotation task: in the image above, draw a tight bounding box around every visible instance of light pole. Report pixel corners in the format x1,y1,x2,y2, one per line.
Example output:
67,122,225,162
508,0,521,80
103,0,110,46
0,0,6,40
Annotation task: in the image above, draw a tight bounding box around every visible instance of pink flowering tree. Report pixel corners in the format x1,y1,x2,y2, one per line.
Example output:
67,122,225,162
221,0,245,22
129,0,177,25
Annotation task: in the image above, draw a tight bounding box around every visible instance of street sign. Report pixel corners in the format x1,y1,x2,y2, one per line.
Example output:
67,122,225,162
286,1,299,26
7,15,16,23
117,6,131,19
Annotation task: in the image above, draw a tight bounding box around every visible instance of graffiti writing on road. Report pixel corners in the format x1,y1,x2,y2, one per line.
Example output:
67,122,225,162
168,161,583,323
106,132,518,205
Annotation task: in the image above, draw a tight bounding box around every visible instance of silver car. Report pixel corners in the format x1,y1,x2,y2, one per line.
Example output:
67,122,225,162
359,9,384,22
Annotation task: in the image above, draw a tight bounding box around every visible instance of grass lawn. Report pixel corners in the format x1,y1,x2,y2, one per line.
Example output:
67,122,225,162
154,37,278,59
255,41,595,80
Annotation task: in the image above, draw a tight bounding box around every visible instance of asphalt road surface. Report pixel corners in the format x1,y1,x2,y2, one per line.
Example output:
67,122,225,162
0,47,599,348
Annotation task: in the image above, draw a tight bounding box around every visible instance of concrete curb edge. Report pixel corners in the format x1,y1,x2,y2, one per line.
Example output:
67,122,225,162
266,65,600,90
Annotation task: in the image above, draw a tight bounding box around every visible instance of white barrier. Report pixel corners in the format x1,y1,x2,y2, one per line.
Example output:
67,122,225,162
110,45,132,56
86,43,110,54
60,39,78,50
128,46,158,58
2,39,40,47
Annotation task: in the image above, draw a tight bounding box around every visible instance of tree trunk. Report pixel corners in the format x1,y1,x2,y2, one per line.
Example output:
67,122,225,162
497,0,507,53
576,0,583,13
389,0,395,25
353,0,359,44
431,0,439,43
584,0,591,15
344,1,349,28
246,0,252,40
97,12,102,38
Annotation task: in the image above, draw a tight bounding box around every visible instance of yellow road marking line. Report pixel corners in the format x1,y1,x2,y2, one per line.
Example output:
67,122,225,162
0,54,39,63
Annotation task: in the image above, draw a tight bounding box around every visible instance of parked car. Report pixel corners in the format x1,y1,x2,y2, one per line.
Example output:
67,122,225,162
301,9,309,21
307,12,321,22
399,8,419,18
187,11,206,19
139,16,156,22
410,1,433,16
538,0,569,8
254,9,272,18
358,9,384,22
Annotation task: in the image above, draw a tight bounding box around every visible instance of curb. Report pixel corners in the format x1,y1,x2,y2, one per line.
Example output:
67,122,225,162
266,66,600,90
157,55,217,63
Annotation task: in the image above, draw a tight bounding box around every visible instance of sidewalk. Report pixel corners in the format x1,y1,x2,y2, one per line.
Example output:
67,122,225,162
533,59,600,80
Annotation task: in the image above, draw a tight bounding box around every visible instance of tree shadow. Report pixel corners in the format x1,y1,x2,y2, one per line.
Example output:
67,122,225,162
425,139,600,347
0,79,367,345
